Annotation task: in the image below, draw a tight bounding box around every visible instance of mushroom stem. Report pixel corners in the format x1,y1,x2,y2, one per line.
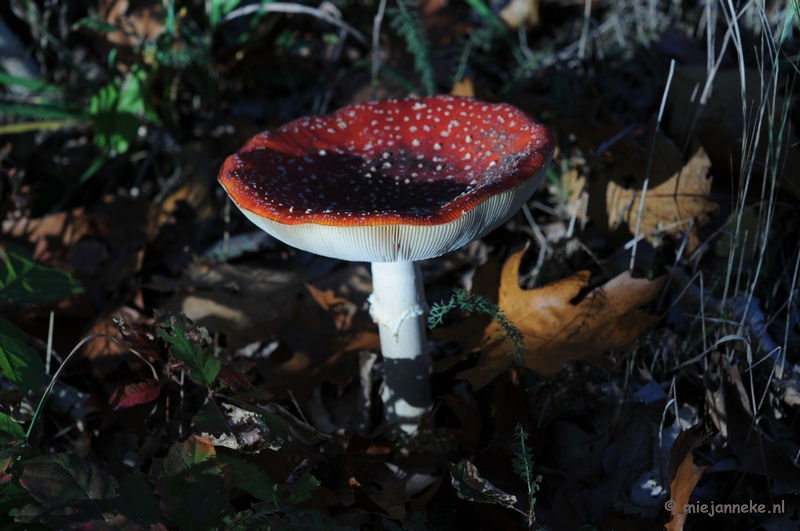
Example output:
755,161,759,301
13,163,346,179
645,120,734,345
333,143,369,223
369,261,431,435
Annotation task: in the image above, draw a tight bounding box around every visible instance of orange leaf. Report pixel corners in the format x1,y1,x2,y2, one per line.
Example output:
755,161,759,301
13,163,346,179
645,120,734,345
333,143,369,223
450,77,475,98
665,427,709,531
458,246,665,388
306,284,358,332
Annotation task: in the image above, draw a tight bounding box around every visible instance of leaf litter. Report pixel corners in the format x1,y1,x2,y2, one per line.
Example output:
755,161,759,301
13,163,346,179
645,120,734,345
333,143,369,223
2,2,800,530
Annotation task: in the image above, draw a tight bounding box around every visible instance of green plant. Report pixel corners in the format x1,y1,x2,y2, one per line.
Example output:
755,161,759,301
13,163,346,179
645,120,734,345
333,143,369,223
447,425,546,530
512,424,544,529
2,307,360,529
428,288,527,367
0,244,83,419
388,0,435,95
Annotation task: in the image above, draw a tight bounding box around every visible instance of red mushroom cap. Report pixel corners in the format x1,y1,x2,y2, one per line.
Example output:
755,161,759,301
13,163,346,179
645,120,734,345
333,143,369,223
219,95,555,262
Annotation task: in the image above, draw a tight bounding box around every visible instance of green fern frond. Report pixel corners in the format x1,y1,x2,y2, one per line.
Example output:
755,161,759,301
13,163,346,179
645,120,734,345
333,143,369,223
388,0,435,95
428,288,527,366
512,424,543,526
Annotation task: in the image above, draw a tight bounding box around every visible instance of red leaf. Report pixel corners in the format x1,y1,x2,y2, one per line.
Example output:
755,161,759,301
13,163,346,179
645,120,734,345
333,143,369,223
109,379,164,410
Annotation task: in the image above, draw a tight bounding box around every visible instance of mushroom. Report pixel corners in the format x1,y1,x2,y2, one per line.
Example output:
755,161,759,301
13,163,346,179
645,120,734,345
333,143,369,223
218,95,555,435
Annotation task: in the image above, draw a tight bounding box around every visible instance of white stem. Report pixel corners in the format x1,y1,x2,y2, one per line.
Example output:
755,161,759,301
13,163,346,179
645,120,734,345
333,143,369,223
369,261,431,435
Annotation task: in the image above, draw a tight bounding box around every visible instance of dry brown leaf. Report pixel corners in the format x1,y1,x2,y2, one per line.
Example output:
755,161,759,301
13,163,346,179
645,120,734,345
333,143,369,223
606,146,717,254
553,120,718,254
450,77,475,98
706,353,800,494
499,0,540,29
2,207,95,267
306,284,358,332
665,427,709,531
457,246,665,389
150,262,379,400
98,0,165,48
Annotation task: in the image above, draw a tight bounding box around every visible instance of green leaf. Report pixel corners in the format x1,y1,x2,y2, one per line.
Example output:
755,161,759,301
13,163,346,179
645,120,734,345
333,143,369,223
223,503,278,531
90,65,153,155
18,453,119,521
0,100,89,120
0,411,24,446
218,453,281,505
285,474,321,506
0,244,84,304
0,71,65,93
0,446,34,516
163,436,217,474
0,317,45,396
278,507,358,530
155,310,220,387
153,437,233,529
208,0,246,28
119,472,162,527
193,400,231,436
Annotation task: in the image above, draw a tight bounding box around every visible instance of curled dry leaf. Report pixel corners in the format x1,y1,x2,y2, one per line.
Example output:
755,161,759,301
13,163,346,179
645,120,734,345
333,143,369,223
665,427,709,531
607,146,717,254
449,460,517,508
458,246,665,389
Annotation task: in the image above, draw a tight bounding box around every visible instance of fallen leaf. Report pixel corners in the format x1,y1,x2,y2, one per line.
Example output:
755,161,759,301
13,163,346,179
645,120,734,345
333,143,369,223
553,120,718,254
450,77,475,98
1,195,155,293
83,304,151,361
705,353,800,495
665,426,708,531
499,0,540,29
458,246,665,388
607,145,717,254
149,262,379,400
305,284,358,332
1,207,95,267
98,0,165,48
438,391,481,455
449,460,517,508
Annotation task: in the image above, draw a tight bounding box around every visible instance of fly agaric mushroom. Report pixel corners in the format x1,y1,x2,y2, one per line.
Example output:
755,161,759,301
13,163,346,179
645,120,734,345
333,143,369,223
218,95,555,435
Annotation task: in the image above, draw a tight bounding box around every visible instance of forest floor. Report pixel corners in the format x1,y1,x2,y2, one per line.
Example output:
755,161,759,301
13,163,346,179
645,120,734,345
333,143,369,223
1,1,800,530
